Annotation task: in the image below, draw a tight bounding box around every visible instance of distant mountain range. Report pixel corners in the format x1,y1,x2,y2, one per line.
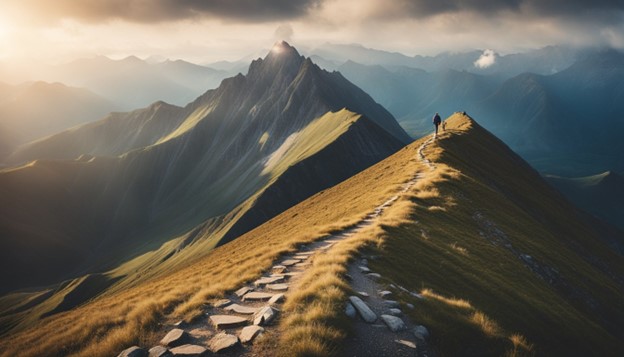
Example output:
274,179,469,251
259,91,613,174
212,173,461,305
0,42,410,302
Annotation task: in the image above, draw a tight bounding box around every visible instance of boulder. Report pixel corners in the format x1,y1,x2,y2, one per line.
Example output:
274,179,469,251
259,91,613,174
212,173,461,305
388,308,402,316
208,333,239,353
169,344,208,356
209,315,248,329
348,296,377,323
160,328,189,348
148,346,172,357
345,302,357,318
266,283,289,291
268,293,285,305
224,304,259,315
381,314,406,332
239,325,265,344
413,325,430,340
118,346,147,357
253,306,278,326
242,292,274,301
234,286,253,297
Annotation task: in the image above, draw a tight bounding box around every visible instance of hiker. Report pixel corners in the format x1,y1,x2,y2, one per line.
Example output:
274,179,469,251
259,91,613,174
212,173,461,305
433,112,442,137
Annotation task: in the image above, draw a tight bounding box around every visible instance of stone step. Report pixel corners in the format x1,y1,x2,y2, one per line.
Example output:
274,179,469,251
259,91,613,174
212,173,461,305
242,292,274,301
280,259,301,266
212,299,232,308
253,306,278,326
234,286,253,297
265,283,289,291
160,328,189,347
209,315,248,329
208,333,239,353
239,325,264,344
169,344,208,356
253,276,284,286
348,296,377,323
380,314,406,332
268,293,285,305
224,304,259,315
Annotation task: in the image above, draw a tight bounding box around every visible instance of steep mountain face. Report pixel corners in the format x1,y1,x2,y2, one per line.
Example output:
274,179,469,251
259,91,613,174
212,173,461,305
0,42,410,296
546,171,624,233
0,82,115,160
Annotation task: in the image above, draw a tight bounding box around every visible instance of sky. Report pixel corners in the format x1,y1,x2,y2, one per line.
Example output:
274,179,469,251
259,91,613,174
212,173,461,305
1,0,623,65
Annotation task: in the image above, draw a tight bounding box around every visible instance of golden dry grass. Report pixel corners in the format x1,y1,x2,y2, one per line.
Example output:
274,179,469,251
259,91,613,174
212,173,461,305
0,127,426,357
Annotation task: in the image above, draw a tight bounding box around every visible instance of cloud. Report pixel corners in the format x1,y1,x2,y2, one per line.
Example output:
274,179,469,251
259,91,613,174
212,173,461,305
274,24,294,42
474,49,497,68
7,0,322,24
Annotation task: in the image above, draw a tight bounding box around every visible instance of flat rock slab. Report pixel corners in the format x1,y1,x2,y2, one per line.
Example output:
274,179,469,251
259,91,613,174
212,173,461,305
266,283,289,291
280,259,301,266
148,346,172,357
383,300,400,308
254,276,284,286
345,302,356,318
349,296,377,323
379,290,392,298
294,262,311,267
212,299,232,308
272,265,288,273
357,291,369,298
234,287,253,297
381,314,406,332
160,328,189,348
367,273,381,279
388,308,402,316
239,325,264,344
242,292,274,301
293,255,310,260
224,304,259,315
209,333,239,353
359,266,371,273
118,346,147,357
169,344,208,356
254,306,278,326
395,339,417,349
268,293,285,305
209,315,248,329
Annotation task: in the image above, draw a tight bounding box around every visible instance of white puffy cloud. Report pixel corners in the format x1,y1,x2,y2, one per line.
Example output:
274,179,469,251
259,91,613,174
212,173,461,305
474,49,497,68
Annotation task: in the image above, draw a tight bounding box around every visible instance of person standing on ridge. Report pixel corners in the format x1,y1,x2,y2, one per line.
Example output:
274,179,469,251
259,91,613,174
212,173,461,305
433,112,442,137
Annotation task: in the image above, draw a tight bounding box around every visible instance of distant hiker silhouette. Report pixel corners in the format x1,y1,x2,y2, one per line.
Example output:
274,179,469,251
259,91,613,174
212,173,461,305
433,112,442,137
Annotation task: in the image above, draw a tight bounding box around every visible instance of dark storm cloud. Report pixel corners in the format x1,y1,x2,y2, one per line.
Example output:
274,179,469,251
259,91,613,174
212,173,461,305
390,0,624,20
15,0,321,23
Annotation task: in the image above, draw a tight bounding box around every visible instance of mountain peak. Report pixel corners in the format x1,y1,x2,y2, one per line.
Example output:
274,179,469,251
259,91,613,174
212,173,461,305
247,41,305,81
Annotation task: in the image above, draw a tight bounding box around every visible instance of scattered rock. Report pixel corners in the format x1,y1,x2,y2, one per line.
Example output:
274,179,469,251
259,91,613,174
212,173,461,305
344,274,353,281
254,306,278,326
410,292,425,299
413,325,430,340
357,291,369,298
209,315,248,329
383,300,400,308
389,283,397,289
280,259,301,266
212,299,232,308
242,292,274,301
172,321,185,328
208,333,239,353
358,266,371,273
361,258,368,266
266,283,289,291
366,273,381,279
169,344,208,356
118,346,147,357
345,302,356,318
388,308,402,316
268,293,285,305
394,339,417,349
253,276,284,286
405,303,415,310
294,262,311,267
148,346,172,357
239,325,265,343
224,304,259,315
381,314,406,332
160,329,189,348
293,255,309,260
235,286,253,297
379,290,392,298
348,296,377,323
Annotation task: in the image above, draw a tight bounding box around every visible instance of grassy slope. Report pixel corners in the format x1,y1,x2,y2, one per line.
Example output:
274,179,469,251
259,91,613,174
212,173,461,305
371,114,624,356
0,111,421,357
